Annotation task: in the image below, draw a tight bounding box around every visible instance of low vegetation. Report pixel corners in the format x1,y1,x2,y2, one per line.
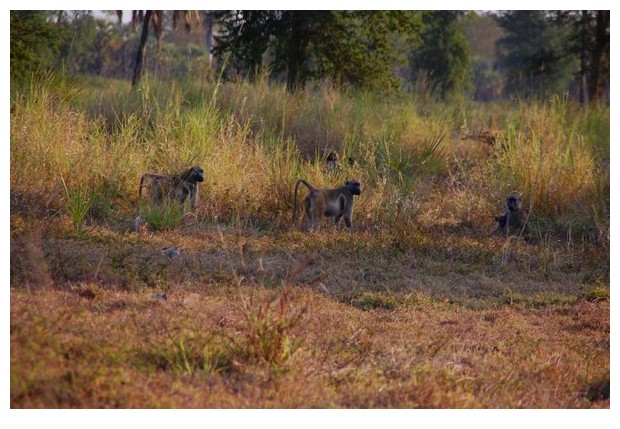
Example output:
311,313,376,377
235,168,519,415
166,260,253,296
10,75,609,408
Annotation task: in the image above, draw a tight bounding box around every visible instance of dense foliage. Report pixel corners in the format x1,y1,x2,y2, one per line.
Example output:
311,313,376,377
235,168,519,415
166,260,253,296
411,11,472,98
10,11,66,82
9,10,610,100
214,10,422,92
495,10,610,102
495,11,579,98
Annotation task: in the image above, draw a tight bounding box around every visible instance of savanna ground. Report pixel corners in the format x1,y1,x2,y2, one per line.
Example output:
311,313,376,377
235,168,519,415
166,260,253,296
9,74,610,408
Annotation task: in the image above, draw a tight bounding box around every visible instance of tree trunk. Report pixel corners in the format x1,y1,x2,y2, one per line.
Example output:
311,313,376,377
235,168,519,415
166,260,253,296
578,10,589,104
152,11,164,53
204,11,215,69
589,10,609,103
132,10,153,87
286,12,308,93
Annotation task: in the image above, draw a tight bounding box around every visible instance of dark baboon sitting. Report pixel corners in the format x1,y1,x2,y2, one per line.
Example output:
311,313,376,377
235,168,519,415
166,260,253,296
139,165,204,210
325,151,356,172
493,192,529,238
326,151,339,172
292,179,362,231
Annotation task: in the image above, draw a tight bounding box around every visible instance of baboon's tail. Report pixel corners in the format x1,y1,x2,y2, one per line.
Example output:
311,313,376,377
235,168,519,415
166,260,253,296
139,174,147,199
292,179,315,224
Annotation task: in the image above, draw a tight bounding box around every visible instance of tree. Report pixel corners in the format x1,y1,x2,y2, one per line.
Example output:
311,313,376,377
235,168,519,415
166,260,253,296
10,11,66,82
495,11,579,98
54,12,124,77
203,11,216,69
560,10,610,103
122,10,201,86
411,11,472,98
132,10,154,86
462,12,504,101
589,10,610,103
313,11,422,91
213,11,279,80
214,10,422,92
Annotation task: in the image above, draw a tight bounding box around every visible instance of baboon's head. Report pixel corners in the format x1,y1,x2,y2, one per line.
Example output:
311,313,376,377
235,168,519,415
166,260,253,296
190,166,205,183
326,151,339,163
506,193,522,212
345,180,362,196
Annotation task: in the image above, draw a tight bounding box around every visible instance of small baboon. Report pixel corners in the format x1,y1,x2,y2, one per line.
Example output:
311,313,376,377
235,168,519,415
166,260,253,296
292,179,362,231
493,192,530,238
325,151,355,172
161,247,181,259
139,165,204,210
326,151,339,172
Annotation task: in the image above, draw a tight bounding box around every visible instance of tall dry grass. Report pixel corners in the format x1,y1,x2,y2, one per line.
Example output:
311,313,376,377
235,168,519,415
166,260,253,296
10,74,609,241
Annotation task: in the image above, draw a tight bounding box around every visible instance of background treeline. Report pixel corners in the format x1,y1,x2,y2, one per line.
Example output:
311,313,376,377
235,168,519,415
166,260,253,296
10,10,610,103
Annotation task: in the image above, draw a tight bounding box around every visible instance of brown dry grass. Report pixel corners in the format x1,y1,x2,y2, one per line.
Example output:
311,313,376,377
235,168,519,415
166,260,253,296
10,283,608,408
9,76,609,410
9,217,609,409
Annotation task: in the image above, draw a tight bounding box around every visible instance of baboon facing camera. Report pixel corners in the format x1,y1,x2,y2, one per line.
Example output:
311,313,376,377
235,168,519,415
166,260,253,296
493,192,529,238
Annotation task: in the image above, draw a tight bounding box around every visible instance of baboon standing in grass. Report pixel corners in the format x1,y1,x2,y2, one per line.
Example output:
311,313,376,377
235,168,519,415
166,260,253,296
292,179,361,231
139,165,204,210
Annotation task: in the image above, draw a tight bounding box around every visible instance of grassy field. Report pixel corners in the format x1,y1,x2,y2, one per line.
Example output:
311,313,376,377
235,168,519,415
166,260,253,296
9,75,609,408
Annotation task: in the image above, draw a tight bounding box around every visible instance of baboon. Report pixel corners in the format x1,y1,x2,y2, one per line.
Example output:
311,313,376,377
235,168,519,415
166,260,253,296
326,151,339,172
139,165,204,210
292,179,361,231
492,192,529,238
161,247,181,259
326,151,356,172
149,293,167,303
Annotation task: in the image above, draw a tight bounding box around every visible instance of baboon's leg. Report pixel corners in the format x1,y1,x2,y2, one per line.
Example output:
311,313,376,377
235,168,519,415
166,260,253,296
344,214,352,230
303,198,313,231
505,212,513,237
334,194,348,229
150,178,164,205
189,184,198,209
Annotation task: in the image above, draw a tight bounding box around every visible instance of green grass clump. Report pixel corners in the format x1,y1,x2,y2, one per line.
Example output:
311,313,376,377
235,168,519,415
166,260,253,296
61,178,100,233
584,285,610,302
139,200,187,231
148,337,233,376
353,291,399,310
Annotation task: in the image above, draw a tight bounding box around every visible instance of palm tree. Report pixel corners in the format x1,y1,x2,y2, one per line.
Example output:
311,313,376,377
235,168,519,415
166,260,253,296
117,10,200,86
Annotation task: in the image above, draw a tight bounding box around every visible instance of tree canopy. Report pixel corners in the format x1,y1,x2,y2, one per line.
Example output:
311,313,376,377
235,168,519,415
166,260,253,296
9,10,610,103
10,11,66,82
411,11,472,98
214,10,422,92
495,11,578,98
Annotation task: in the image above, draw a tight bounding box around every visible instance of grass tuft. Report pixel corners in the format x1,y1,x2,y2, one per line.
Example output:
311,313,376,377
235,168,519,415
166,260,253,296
61,178,100,233
352,291,399,310
584,285,609,302
139,200,187,231
230,286,307,370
